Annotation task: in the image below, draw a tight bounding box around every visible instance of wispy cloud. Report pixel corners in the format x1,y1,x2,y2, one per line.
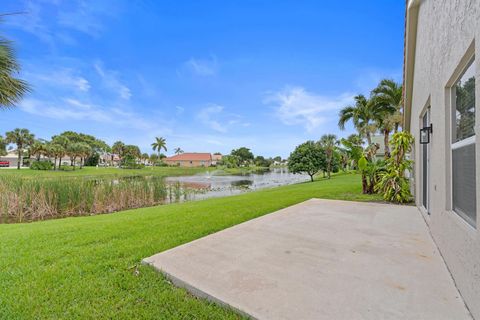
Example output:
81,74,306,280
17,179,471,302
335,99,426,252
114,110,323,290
264,86,354,132
197,104,249,133
197,104,227,132
27,68,91,93
94,61,131,100
19,98,155,131
183,56,218,76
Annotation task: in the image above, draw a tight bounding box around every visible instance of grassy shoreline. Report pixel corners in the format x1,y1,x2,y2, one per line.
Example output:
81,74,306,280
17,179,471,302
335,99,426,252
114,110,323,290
0,173,381,319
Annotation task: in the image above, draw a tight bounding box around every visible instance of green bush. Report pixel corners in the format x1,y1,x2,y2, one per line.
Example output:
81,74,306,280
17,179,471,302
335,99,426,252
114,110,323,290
30,161,54,170
375,131,414,203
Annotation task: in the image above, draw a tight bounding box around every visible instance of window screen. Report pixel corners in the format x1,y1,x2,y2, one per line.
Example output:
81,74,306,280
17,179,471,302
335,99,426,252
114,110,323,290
452,58,476,227
452,143,476,226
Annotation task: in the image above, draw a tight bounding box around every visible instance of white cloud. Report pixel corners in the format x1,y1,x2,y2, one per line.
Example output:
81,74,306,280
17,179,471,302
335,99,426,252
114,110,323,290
19,98,155,131
184,56,218,76
27,68,90,92
264,86,354,132
197,104,227,133
94,61,131,100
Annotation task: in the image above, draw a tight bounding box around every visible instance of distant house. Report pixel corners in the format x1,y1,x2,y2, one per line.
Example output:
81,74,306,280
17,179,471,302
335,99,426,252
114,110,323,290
211,154,222,166
0,149,20,168
370,135,391,161
164,153,213,167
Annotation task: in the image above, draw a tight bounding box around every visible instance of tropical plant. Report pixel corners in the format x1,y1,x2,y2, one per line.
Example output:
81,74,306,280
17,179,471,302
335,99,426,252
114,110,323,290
288,141,326,182
151,137,167,156
375,131,414,203
5,128,34,169
318,134,338,179
174,147,184,155
0,34,30,109
339,134,364,169
338,94,378,145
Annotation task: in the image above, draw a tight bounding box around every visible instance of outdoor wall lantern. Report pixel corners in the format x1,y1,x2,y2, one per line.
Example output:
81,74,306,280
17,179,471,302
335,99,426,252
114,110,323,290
420,124,433,144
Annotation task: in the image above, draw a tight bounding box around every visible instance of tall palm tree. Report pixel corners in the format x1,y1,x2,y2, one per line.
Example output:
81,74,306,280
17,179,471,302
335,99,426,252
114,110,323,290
318,134,338,179
5,128,34,169
174,147,184,155
338,95,378,145
0,35,30,108
371,80,403,158
151,137,167,156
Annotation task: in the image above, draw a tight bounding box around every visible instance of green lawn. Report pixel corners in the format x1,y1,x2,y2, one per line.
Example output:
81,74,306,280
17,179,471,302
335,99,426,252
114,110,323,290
0,166,212,178
0,166,270,179
0,173,382,319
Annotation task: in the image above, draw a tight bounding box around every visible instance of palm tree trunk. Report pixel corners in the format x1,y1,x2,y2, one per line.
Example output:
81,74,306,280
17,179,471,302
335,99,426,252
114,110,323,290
59,157,62,169
17,152,21,170
366,132,372,145
54,156,57,170
383,129,391,159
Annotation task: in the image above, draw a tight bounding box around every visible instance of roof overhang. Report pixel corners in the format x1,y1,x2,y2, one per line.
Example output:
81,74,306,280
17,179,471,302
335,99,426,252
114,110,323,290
403,0,421,132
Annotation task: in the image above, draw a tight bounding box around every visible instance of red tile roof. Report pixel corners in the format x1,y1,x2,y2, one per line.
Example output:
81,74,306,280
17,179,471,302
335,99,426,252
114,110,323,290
165,153,212,161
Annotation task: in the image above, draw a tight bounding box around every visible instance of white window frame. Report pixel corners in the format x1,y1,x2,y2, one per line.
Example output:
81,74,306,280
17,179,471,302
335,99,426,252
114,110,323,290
449,56,477,228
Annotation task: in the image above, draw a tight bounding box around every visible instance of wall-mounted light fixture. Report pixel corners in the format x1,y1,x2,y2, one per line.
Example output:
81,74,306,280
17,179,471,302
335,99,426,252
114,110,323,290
420,124,433,144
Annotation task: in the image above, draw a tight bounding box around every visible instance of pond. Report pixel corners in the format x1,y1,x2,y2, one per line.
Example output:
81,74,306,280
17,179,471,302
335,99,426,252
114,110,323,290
165,167,309,201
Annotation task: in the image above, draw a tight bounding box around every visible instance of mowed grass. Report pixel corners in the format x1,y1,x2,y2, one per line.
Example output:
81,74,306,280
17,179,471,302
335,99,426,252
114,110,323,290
0,173,382,319
0,166,211,178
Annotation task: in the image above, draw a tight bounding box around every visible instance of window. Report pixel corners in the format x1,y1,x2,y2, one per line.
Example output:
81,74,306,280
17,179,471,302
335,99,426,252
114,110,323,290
451,58,476,227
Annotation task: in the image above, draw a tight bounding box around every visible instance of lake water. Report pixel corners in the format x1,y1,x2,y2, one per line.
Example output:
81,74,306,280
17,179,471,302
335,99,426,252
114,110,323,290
165,167,309,201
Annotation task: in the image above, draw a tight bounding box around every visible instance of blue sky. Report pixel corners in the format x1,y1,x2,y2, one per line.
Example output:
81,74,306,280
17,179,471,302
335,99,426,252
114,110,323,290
2,0,405,158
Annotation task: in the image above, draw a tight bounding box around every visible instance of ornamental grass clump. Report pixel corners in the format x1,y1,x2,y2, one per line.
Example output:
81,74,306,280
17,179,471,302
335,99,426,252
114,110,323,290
375,131,414,203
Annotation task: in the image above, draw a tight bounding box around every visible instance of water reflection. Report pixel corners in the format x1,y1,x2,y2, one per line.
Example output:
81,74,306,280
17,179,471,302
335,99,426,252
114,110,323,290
165,167,309,201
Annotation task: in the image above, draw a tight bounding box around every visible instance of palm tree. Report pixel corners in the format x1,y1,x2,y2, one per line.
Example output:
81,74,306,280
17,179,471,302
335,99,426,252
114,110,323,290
29,140,46,161
318,134,338,179
112,141,125,158
0,35,30,109
151,137,167,156
77,142,91,169
372,79,403,158
338,95,378,145
174,147,184,155
5,128,34,169
51,135,70,169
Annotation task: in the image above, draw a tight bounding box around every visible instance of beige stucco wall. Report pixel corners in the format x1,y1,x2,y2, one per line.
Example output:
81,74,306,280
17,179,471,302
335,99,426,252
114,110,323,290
409,1,480,318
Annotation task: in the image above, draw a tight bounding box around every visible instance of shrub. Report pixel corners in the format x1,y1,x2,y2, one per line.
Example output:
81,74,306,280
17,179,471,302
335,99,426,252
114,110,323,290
84,153,100,166
375,131,414,203
30,161,53,170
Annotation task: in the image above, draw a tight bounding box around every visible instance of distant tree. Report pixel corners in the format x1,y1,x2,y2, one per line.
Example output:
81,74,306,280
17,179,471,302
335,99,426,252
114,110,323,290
230,147,254,165
151,137,167,156
0,32,31,109
112,141,125,157
174,147,184,155
5,128,34,169
66,143,82,169
0,135,6,156
77,142,92,168
288,141,325,182
123,145,141,159
318,134,338,179
46,143,65,170
141,153,149,165
273,156,282,162
254,155,273,167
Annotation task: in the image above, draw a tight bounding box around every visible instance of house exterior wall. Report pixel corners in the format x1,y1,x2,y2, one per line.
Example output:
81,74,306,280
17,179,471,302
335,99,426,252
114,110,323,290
407,1,480,318
164,159,212,167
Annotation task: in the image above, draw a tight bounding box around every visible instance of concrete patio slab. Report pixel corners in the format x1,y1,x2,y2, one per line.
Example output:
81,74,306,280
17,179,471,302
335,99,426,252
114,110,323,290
143,199,472,320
